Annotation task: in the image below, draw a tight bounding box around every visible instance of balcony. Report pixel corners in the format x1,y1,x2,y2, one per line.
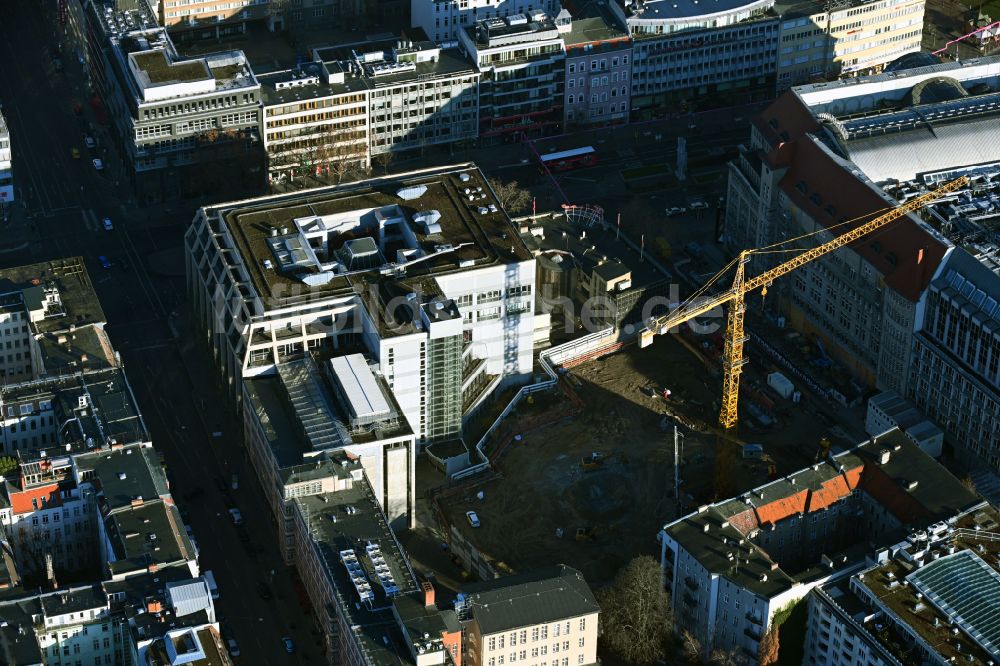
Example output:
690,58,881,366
744,626,762,642
745,611,763,626
682,592,697,607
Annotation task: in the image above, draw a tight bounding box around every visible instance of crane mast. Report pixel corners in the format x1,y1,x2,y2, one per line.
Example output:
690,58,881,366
639,175,968,431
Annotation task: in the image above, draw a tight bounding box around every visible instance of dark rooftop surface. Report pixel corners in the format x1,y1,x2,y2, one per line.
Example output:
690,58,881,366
106,502,194,575
521,214,667,289
205,164,531,313
462,564,600,634
36,324,117,375
0,258,106,335
78,444,168,511
39,584,106,617
563,1,628,47
294,479,421,665
0,596,42,664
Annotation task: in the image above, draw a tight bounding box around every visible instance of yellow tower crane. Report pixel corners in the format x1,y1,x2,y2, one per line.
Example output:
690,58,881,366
639,175,968,432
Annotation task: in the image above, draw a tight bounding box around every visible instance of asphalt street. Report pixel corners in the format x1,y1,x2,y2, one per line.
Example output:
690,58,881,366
0,2,319,663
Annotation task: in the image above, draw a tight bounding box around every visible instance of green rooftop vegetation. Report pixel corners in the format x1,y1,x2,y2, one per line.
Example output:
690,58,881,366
132,50,209,85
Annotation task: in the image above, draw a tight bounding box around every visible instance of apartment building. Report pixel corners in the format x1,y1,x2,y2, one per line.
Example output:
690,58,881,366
0,568,227,666
456,565,600,666
86,4,264,203
459,11,570,142
0,455,96,584
620,0,780,117
0,109,12,207
659,429,983,658
185,164,536,446
803,507,1000,665
0,258,110,384
413,0,561,42
290,468,462,666
562,1,632,127
774,0,925,89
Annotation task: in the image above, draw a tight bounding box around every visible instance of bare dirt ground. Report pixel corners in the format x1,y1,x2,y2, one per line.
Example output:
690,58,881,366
435,331,852,587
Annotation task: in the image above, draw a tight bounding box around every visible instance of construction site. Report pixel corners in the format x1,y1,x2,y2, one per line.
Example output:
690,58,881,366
428,177,968,587
429,327,859,587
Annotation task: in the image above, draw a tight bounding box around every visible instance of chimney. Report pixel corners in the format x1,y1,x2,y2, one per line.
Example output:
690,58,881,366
147,600,163,613
421,581,435,608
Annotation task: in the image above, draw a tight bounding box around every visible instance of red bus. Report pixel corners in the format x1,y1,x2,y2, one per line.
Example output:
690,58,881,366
539,146,597,172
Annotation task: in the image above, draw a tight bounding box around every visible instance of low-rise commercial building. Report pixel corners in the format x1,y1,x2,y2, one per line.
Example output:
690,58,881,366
459,12,570,142
456,565,600,666
659,429,984,658
86,4,264,203
865,391,943,458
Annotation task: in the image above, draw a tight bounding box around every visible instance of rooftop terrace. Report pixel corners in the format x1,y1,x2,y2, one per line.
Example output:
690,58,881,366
203,164,530,312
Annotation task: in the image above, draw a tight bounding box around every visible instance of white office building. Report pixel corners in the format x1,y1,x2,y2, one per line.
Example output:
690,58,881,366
412,0,561,42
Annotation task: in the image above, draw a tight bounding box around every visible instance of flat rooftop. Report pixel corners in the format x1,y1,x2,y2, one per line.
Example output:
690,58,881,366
77,444,168,511
0,257,106,334
294,479,421,665
106,502,194,576
627,0,774,22
520,213,668,290
36,324,117,375
203,164,531,312
464,14,563,48
562,1,629,47
854,509,1000,664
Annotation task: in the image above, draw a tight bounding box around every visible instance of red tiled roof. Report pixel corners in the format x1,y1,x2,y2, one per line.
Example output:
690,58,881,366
10,483,62,515
777,138,947,302
754,92,819,148
807,466,861,512
727,508,760,536
755,489,808,526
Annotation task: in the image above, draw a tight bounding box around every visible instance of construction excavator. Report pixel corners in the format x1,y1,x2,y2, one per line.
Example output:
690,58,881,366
639,176,968,438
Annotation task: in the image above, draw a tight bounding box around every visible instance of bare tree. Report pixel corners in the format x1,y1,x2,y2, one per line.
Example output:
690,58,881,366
597,555,672,664
488,178,532,214
680,629,703,665
709,648,747,666
758,627,780,665
372,150,395,176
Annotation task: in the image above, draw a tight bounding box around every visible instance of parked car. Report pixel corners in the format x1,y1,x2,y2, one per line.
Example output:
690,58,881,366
98,255,112,270
71,147,80,159
466,510,481,528
84,136,96,149
256,582,272,601
102,217,113,231
689,199,709,210
282,637,295,654
53,57,64,72
92,158,104,171
228,508,243,526
227,638,240,657
665,206,687,217
231,473,238,490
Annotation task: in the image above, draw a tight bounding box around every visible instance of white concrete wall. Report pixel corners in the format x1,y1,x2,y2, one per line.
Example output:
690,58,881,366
378,333,427,439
